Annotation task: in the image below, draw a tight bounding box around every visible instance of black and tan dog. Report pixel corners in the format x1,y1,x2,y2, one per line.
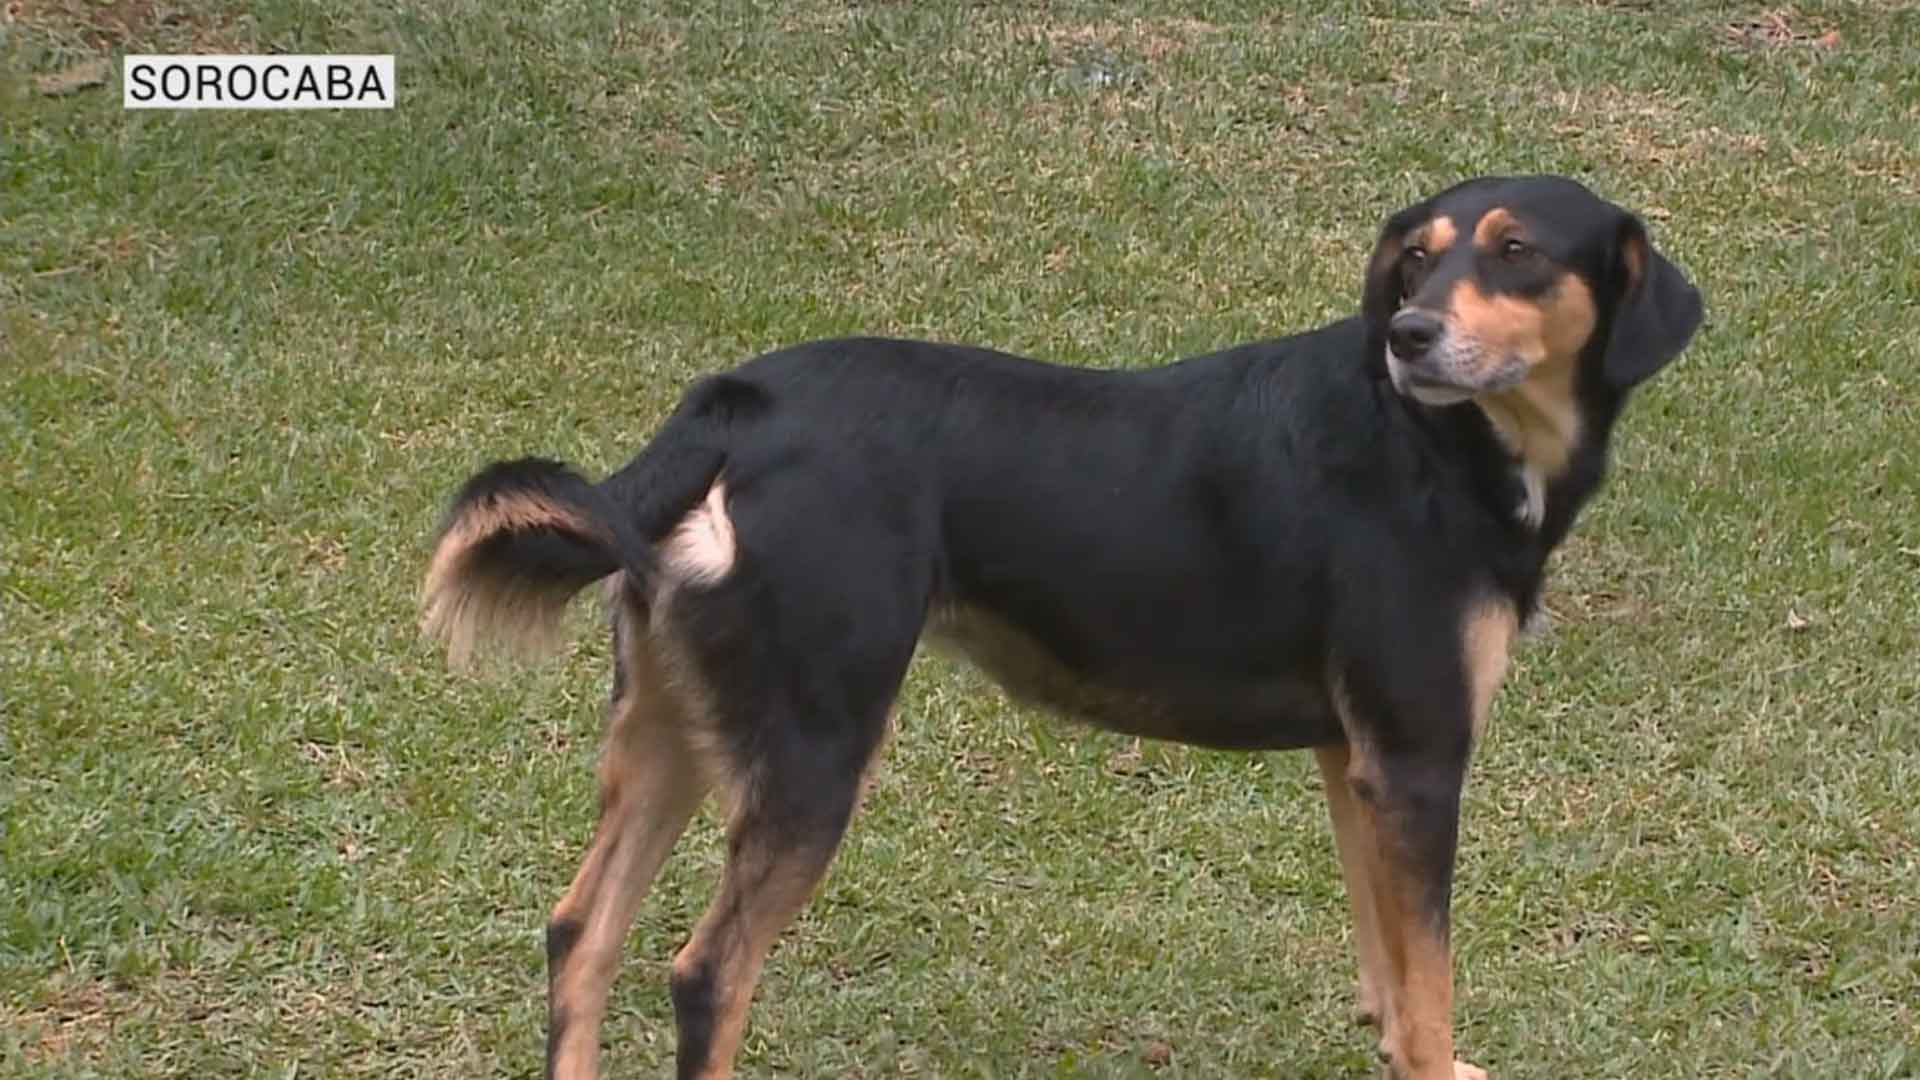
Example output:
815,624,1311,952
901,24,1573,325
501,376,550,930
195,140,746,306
421,175,1701,1079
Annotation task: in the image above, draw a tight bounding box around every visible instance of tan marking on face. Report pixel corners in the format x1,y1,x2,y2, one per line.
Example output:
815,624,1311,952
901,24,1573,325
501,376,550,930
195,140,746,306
1411,214,1457,255
1472,207,1519,250
1539,272,1601,361
661,480,737,585
1461,598,1517,743
1449,279,1549,369
1461,272,1596,491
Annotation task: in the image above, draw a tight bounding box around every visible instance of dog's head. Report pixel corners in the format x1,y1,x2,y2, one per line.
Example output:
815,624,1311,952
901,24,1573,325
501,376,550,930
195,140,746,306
1363,176,1702,406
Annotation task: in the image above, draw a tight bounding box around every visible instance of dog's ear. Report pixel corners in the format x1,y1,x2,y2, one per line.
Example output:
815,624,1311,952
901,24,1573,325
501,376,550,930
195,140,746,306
1603,215,1703,388
1361,207,1422,330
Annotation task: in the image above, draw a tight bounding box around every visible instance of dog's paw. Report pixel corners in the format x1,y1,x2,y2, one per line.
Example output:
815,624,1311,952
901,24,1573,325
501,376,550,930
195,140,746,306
1519,601,1552,639
1353,982,1381,1027
1453,1061,1488,1080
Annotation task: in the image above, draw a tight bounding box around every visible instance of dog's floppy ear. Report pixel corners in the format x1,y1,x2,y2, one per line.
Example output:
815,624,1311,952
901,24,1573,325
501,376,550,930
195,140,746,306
1604,215,1703,388
1362,227,1404,327
1361,205,1423,331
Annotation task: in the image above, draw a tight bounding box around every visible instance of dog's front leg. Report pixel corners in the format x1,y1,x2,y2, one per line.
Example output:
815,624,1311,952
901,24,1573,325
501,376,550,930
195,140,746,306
1315,744,1388,1028
1319,743,1484,1080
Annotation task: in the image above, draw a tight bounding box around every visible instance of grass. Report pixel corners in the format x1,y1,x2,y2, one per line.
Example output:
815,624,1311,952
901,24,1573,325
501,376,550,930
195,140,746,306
3,0,1917,1075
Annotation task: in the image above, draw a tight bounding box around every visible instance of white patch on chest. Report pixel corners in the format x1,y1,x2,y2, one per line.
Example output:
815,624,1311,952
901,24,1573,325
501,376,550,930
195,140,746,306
1514,463,1546,528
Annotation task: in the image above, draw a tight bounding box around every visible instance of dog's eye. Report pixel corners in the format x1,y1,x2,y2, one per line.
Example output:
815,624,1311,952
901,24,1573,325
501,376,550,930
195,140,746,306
1502,238,1530,260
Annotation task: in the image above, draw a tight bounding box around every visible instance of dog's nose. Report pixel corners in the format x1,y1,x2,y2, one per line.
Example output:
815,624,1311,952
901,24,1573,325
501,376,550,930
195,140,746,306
1387,311,1443,360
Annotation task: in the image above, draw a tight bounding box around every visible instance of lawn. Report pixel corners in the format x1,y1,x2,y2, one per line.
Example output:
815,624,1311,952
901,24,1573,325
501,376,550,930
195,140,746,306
3,1,1917,1076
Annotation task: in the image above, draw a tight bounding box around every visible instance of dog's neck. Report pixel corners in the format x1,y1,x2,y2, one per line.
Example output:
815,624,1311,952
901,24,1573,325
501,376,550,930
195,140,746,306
1390,371,1623,559
1360,323,1626,552
1472,360,1582,530
1489,380,1630,563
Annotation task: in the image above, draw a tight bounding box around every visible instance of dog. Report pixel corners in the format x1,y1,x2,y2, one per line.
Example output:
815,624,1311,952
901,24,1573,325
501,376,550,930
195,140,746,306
421,175,1702,1079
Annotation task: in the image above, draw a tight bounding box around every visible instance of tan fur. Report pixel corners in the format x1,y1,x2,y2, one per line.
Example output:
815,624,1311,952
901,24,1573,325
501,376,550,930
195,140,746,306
1413,214,1458,255
1374,904,1472,1080
670,844,833,1080
1461,598,1517,743
1338,751,1482,1080
927,604,1165,729
670,758,877,1080
1474,356,1579,525
420,492,612,667
645,589,742,817
1315,744,1389,1028
1449,276,1590,373
1454,272,1597,523
1324,698,1486,1080
547,611,711,1080
661,481,737,585
1471,207,1518,249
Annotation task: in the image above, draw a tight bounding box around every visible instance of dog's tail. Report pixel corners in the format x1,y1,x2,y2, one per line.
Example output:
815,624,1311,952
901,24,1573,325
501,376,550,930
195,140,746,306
421,379,751,667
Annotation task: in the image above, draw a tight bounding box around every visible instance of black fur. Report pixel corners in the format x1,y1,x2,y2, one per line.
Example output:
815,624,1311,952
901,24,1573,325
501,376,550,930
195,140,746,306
1604,216,1707,389
544,917,583,1079
667,956,719,1080
426,175,1702,1076
545,916,583,972
435,457,623,591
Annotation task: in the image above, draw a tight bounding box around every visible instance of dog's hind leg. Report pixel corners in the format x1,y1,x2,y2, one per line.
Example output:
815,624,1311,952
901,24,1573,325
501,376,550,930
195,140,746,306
666,718,888,1080
654,456,930,1079
546,588,709,1080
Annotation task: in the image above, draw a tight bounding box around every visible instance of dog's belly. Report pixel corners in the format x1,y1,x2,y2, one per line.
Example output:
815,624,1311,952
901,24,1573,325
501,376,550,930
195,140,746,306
925,606,1341,751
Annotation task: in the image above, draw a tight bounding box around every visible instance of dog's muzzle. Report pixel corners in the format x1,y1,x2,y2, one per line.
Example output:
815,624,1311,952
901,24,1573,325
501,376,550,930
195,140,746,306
1383,309,1524,405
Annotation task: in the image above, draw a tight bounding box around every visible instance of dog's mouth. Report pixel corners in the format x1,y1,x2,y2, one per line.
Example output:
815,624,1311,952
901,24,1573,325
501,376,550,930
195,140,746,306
1384,336,1528,406
1384,346,1475,406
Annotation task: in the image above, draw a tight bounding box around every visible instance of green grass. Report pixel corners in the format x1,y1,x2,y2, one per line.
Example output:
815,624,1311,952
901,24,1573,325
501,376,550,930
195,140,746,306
4,0,1918,1075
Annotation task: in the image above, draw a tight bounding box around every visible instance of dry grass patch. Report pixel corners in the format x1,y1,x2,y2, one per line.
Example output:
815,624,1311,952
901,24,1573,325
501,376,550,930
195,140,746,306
5,0,248,56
